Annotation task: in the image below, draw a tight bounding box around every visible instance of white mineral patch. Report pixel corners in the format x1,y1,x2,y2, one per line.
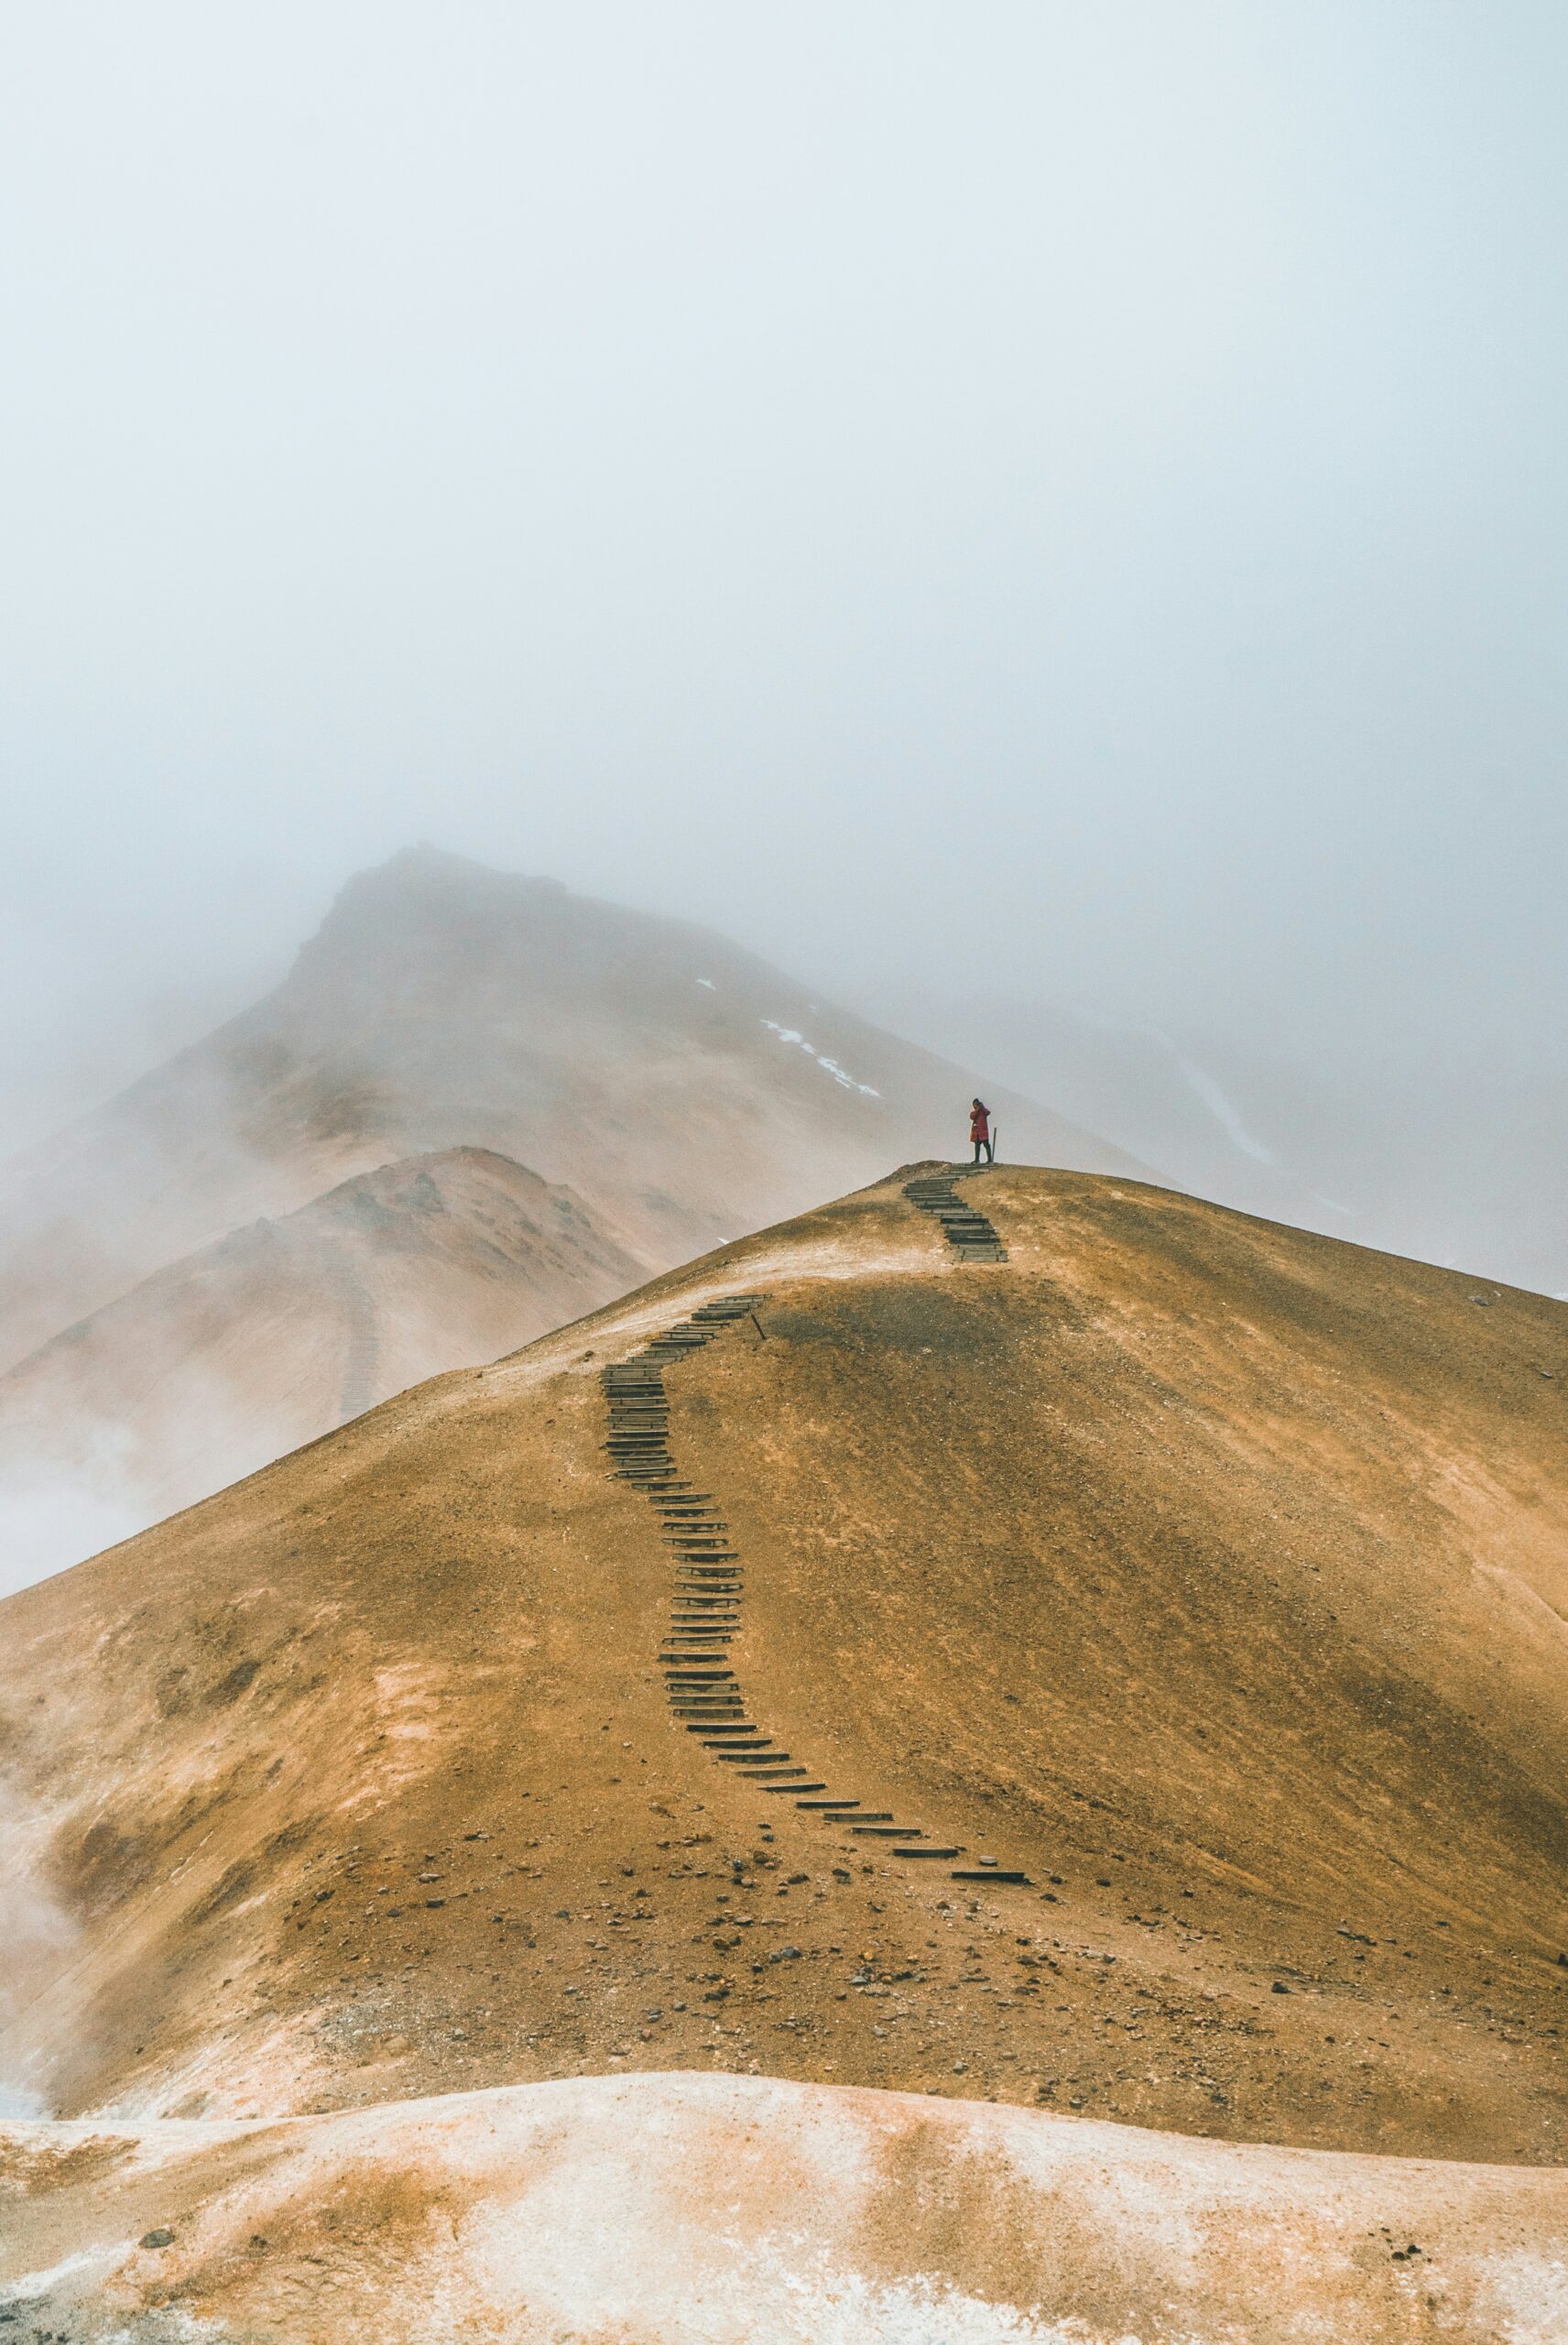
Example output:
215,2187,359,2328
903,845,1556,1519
762,1021,880,1096
5,2072,1563,2344
4,2246,117,2300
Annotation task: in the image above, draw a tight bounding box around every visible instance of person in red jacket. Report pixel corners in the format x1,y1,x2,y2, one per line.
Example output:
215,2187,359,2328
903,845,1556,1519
969,1098,993,1165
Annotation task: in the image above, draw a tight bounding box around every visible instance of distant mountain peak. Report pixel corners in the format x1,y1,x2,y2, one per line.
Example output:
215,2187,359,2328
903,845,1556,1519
0,848,1138,1379
321,844,568,927
365,841,568,888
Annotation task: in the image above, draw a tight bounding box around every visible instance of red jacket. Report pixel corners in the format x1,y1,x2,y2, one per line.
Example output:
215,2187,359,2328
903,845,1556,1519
970,1103,990,1140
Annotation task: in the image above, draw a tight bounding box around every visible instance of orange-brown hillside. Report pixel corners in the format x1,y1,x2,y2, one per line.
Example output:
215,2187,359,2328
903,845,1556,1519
1,1165,1563,2168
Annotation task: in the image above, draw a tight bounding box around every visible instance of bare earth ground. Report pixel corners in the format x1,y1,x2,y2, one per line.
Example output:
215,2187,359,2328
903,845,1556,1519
2,1165,1564,2338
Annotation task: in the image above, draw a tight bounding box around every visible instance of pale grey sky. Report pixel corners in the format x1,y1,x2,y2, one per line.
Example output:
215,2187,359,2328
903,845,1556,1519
3,2,1565,1144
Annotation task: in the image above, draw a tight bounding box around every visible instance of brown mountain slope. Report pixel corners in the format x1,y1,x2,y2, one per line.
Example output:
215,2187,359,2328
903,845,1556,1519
0,1147,639,1570
0,847,1141,1375
1,1166,1563,2173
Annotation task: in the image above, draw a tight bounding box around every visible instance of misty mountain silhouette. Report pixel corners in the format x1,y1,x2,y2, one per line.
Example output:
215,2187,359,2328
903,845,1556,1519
0,846,1139,1380
0,1146,640,1543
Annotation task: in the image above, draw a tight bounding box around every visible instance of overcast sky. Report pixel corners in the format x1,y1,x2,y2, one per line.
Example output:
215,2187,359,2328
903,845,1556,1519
3,2,1564,1146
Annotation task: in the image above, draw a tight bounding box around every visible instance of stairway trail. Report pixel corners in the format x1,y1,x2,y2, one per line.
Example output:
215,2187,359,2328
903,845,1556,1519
902,1167,1007,1262
600,1208,1030,1888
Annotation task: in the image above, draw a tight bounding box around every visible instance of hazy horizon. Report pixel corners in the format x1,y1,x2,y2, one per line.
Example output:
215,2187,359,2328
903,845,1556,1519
5,4,1566,1155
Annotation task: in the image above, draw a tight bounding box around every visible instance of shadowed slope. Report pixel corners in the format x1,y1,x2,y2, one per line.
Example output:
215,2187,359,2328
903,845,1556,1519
0,1167,1563,2168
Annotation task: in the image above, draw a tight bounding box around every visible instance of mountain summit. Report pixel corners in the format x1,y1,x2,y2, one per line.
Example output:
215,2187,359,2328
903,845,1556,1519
0,848,1137,1374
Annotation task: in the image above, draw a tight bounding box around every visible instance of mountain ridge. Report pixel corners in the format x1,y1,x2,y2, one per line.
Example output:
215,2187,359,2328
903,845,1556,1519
0,847,1142,1378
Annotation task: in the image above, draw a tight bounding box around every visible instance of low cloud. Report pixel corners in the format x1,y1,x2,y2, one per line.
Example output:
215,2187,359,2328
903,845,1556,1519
0,1784,79,2120
0,1469,142,1602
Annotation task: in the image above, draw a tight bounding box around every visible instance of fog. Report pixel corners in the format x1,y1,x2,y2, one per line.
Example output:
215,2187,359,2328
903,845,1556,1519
3,2,1565,1149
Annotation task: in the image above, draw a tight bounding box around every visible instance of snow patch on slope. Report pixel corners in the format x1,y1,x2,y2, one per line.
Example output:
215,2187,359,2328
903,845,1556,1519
762,1022,881,1097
